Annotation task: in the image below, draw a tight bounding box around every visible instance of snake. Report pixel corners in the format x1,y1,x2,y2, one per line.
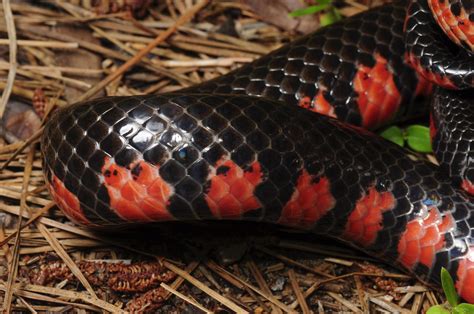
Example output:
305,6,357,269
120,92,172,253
41,0,474,303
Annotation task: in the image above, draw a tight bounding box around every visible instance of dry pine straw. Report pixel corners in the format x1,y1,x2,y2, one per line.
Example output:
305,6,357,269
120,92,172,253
0,0,444,313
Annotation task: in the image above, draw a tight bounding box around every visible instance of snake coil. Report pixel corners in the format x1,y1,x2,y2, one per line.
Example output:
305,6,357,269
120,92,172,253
42,0,474,302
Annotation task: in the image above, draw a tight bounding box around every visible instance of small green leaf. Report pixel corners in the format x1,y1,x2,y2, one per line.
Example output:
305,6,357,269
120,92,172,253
405,125,432,153
453,303,474,314
379,126,404,147
289,4,330,17
320,8,342,26
313,0,333,5
441,267,459,307
426,305,451,314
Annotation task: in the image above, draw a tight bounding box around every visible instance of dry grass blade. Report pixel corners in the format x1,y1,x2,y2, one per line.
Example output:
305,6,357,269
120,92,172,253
163,261,200,301
36,223,98,298
2,146,34,312
15,24,192,85
206,261,295,313
0,0,17,118
163,260,248,314
370,296,411,313
17,296,37,314
0,63,103,76
0,282,125,313
288,269,310,314
0,127,43,171
257,245,333,278
2,218,20,312
0,39,78,48
354,275,368,311
328,292,362,313
313,270,410,287
412,292,425,312
0,202,159,258
0,202,54,247
160,282,212,313
74,0,210,103
0,141,24,154
0,228,11,265
247,261,282,314
0,283,99,311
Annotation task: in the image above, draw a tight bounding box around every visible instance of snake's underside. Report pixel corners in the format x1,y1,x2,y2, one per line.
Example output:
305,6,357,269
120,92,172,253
41,0,474,303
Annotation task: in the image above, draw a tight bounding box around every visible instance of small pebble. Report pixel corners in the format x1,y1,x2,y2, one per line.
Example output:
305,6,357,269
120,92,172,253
270,276,286,292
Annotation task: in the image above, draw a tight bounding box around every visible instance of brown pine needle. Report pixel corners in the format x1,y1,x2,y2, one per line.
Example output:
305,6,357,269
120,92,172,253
1,281,125,313
17,296,37,314
162,261,200,301
288,269,311,314
0,283,99,311
257,246,334,278
0,0,17,118
163,260,248,314
160,283,212,314
205,261,295,313
0,201,55,247
74,0,210,103
36,223,98,298
248,261,283,314
2,146,35,312
0,127,43,172
328,292,363,313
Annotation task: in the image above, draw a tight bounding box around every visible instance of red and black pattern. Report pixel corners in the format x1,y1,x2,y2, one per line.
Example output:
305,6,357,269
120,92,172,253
42,94,474,302
428,0,474,52
406,0,474,198
405,0,474,89
187,0,430,129
41,0,474,304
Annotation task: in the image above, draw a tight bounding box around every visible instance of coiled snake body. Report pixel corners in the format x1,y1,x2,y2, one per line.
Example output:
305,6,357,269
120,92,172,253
42,0,474,302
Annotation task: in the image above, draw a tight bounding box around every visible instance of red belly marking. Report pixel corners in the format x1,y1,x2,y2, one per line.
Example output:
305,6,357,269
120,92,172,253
461,179,474,195
428,0,474,51
397,207,455,269
49,175,89,225
456,247,474,304
343,187,395,246
278,170,335,228
102,157,173,221
298,91,337,118
353,54,402,129
205,158,263,219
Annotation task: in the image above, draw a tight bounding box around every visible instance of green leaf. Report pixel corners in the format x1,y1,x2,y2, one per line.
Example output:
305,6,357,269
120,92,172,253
289,4,330,17
379,126,404,147
453,303,474,314
426,305,451,314
441,267,459,307
313,0,332,5
320,8,342,26
405,125,432,153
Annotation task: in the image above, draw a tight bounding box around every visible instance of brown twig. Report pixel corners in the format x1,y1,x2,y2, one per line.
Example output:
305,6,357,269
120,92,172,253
0,0,17,118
